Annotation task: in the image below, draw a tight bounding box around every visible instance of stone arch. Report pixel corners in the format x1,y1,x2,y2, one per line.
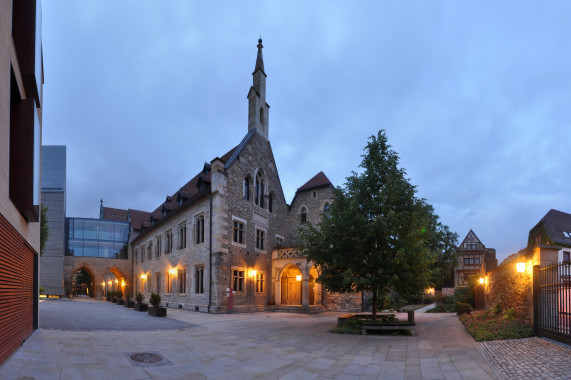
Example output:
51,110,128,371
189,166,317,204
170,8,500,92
70,263,98,298
279,264,302,305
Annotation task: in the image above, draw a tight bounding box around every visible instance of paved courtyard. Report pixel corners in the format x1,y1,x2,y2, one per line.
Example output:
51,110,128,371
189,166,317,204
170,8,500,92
0,299,570,379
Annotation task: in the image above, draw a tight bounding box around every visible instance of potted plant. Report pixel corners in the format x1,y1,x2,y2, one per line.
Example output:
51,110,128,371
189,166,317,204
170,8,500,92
116,289,124,305
148,292,167,317
134,292,148,312
106,291,112,302
124,293,135,308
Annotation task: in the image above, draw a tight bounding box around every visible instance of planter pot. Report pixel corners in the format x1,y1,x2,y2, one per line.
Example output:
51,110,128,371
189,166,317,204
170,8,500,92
124,301,135,308
117,299,124,305
134,303,148,312
148,306,167,317
112,298,117,303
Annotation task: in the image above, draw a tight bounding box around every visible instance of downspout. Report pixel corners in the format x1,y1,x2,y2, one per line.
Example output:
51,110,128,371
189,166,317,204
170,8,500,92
208,194,213,313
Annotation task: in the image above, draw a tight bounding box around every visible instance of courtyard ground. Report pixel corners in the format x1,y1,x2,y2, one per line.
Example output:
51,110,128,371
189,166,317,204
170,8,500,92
0,299,569,379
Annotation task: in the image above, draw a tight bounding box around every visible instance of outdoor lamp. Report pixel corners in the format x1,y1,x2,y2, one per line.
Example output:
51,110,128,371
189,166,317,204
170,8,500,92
121,280,126,287
101,282,105,287
249,269,257,278
141,274,147,280
169,268,177,275
479,277,485,284
296,275,302,281
516,263,526,273
115,279,118,284
108,281,112,286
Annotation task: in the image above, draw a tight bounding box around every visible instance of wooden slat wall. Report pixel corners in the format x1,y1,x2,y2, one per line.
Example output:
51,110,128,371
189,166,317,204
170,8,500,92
0,213,36,365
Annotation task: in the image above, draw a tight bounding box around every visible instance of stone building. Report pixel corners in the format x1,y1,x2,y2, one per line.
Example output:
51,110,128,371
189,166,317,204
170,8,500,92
114,39,362,313
454,229,497,287
527,209,571,266
0,0,43,365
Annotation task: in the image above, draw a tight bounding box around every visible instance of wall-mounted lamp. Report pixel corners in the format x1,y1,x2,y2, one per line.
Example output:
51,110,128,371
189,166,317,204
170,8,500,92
101,282,105,287
296,275,302,282
108,281,112,286
249,269,257,278
115,279,119,284
479,277,485,284
516,263,526,273
168,268,177,276
141,274,147,280
121,280,126,287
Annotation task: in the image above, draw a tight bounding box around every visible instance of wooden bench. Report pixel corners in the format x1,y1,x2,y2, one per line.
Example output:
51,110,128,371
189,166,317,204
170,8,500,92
361,323,416,335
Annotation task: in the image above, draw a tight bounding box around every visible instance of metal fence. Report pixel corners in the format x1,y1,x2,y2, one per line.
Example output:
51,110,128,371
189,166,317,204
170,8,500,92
534,263,571,345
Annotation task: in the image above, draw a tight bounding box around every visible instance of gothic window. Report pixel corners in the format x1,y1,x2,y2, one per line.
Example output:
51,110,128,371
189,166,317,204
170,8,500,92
268,192,273,213
178,268,187,293
324,203,330,218
155,236,161,258
165,230,173,253
178,223,187,249
300,207,307,224
255,171,265,208
195,215,205,244
244,177,250,201
195,266,204,293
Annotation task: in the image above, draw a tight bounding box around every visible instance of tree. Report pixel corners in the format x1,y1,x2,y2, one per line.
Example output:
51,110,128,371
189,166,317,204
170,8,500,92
40,204,49,256
428,225,460,289
301,130,450,319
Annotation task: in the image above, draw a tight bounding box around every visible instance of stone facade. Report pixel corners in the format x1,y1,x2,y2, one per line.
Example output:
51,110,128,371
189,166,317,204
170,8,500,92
454,230,497,287
63,256,132,299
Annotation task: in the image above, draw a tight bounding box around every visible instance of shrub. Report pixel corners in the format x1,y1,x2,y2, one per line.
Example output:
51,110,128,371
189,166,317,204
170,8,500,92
135,292,144,304
116,289,123,300
453,287,472,305
460,311,534,341
106,292,111,301
39,286,45,295
126,293,131,302
456,302,473,316
503,308,517,320
426,304,456,313
492,302,502,315
149,292,161,308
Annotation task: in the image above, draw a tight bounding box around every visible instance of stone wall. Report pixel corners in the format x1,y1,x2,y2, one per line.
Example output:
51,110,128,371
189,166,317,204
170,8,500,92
486,252,532,323
63,256,132,299
287,185,335,246
322,289,362,312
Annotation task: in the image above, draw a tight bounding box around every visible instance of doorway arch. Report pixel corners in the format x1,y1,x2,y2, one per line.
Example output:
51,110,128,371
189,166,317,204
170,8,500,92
280,265,302,305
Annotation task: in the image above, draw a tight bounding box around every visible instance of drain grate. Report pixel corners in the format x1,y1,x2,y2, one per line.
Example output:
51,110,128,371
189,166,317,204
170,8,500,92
126,352,173,368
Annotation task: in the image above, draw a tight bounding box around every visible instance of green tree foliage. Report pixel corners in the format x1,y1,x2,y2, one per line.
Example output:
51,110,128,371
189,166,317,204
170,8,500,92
40,204,49,256
428,225,460,289
300,130,454,319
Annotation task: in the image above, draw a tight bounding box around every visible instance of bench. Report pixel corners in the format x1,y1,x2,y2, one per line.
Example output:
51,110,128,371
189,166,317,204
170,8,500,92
361,322,416,335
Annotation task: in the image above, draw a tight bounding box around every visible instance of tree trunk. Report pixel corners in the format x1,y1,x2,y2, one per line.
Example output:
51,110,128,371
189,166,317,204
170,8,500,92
372,289,378,321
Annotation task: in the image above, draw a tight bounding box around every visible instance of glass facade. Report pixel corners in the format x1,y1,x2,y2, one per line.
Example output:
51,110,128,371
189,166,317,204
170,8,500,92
65,218,129,259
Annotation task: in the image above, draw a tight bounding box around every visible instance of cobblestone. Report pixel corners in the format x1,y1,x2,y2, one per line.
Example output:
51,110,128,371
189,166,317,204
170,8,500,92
478,337,571,380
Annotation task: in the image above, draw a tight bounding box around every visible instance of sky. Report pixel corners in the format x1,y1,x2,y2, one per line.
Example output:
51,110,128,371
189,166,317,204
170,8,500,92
41,1,571,263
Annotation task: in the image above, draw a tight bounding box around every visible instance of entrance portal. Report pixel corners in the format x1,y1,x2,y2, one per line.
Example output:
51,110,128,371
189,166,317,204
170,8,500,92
72,269,93,297
280,265,302,305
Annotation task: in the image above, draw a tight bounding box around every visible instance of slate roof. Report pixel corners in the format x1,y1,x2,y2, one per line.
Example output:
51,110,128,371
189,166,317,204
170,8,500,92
129,209,152,231
538,209,571,247
297,171,333,192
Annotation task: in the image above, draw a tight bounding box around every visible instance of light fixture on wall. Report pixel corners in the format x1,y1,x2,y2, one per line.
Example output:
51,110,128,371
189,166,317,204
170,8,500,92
169,268,177,276
121,280,126,287
108,281,112,286
101,282,105,287
479,277,485,284
516,263,526,273
296,275,302,282
141,274,147,280
249,269,257,278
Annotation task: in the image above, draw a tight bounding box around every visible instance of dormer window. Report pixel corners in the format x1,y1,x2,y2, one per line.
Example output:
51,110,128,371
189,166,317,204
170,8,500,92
563,231,571,239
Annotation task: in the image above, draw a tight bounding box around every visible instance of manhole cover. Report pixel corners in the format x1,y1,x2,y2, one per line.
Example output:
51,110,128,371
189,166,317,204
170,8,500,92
126,352,173,368
130,352,162,363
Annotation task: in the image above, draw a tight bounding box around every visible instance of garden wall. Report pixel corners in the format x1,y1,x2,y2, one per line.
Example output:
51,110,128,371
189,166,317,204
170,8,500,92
486,252,532,324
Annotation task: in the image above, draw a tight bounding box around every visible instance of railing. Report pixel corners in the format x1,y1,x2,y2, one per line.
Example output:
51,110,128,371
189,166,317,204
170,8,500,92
534,263,571,344
274,248,303,260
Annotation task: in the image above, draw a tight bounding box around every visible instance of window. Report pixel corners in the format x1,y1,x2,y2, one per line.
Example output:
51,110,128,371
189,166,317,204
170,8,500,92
313,191,316,197
233,220,244,244
135,248,138,264
465,243,477,250
475,258,480,265
244,178,250,201
563,251,570,263
256,229,265,250
147,242,152,261
255,171,265,208
300,207,307,224
166,230,173,253
195,215,205,244
232,269,244,291
276,235,284,247
166,271,172,293
155,272,161,293
178,223,187,249
155,236,161,258
268,192,273,213
140,246,144,263
178,269,187,294
195,265,204,294
256,273,265,292
324,203,331,218
563,231,571,239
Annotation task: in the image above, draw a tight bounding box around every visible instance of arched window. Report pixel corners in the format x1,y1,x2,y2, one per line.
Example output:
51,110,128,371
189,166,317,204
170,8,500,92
244,178,250,201
255,171,265,208
324,203,330,218
300,207,307,224
268,192,273,213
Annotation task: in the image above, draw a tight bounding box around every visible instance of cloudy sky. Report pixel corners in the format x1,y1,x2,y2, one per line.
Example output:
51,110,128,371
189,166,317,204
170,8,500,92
41,1,571,262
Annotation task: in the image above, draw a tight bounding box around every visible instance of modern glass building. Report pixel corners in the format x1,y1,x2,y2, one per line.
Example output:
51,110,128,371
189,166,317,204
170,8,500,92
65,218,129,259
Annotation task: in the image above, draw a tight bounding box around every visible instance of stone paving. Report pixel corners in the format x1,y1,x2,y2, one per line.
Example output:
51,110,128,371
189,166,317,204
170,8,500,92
478,337,571,380
0,300,568,379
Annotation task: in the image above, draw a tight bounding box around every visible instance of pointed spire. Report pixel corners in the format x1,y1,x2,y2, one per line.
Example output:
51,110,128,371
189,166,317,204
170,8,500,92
255,38,264,73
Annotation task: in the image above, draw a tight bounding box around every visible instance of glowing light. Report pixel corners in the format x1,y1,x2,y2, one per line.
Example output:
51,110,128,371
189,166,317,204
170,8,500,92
101,282,105,287
516,263,526,273
121,280,126,287
479,278,485,284
115,280,119,284
141,274,147,280
169,268,177,275
249,269,257,278
296,275,302,281
108,281,112,286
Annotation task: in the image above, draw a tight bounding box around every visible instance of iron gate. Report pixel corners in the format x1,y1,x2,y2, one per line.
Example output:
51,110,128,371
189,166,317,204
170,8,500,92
533,263,571,345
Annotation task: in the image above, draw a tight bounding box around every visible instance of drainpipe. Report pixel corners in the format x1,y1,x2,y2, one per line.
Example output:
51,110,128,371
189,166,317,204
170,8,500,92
208,194,213,313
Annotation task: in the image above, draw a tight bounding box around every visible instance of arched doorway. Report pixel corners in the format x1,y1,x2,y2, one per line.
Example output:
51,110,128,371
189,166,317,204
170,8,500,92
72,269,93,297
280,265,302,305
102,270,121,298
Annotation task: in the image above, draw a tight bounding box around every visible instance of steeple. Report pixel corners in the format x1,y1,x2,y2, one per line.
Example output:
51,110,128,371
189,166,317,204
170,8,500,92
248,38,270,140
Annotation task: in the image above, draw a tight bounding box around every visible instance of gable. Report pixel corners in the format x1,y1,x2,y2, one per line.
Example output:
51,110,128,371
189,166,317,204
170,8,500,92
460,229,484,249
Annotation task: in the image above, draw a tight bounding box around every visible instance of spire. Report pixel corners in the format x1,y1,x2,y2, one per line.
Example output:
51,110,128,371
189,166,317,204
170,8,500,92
255,38,264,73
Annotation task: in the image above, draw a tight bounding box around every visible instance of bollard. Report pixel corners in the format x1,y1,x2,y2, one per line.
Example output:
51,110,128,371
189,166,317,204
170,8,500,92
408,310,415,323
